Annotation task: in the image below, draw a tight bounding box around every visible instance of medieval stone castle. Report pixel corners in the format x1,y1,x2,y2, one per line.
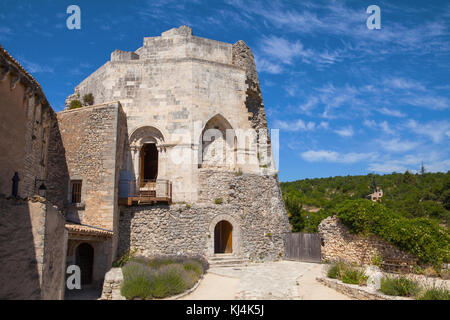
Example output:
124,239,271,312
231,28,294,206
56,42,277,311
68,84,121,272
0,26,290,299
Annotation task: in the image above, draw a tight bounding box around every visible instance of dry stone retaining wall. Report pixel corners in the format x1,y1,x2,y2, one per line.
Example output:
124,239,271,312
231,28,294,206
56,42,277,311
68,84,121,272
319,216,416,265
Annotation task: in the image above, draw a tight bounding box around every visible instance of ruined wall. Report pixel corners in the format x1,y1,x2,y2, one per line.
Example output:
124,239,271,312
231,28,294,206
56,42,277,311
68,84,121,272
0,197,66,300
118,172,290,261
54,102,126,231
0,46,53,198
319,216,416,265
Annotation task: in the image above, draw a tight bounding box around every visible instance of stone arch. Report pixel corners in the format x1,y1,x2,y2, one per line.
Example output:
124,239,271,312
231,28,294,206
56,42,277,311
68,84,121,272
127,126,168,189
129,125,165,148
199,114,237,168
207,214,241,257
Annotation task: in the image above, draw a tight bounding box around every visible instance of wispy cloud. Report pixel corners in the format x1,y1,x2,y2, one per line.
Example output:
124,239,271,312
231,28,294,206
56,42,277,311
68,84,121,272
402,95,449,110
18,57,54,74
405,119,450,143
334,126,354,137
378,138,419,153
301,150,377,164
378,107,406,118
274,119,317,132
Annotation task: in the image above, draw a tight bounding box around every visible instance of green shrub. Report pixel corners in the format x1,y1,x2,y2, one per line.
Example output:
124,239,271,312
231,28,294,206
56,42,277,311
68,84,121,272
120,275,154,300
214,198,223,205
152,264,187,297
336,199,450,265
371,253,383,267
183,260,203,277
341,269,368,286
82,93,94,106
418,286,450,300
146,257,176,269
380,276,420,297
327,262,367,285
69,99,82,109
120,262,154,300
120,257,204,299
327,264,340,279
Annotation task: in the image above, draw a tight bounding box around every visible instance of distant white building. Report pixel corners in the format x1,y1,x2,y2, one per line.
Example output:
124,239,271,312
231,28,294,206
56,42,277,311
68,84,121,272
367,188,383,202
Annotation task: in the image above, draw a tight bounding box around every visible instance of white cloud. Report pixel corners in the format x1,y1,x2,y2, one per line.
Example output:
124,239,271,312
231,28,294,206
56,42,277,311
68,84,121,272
383,78,426,91
368,163,407,173
18,58,54,74
257,35,341,72
406,119,450,143
378,107,406,118
254,56,283,74
301,150,377,163
363,119,396,135
379,121,395,135
378,139,419,153
402,96,449,110
363,119,377,128
260,36,304,65
274,119,316,132
334,126,354,137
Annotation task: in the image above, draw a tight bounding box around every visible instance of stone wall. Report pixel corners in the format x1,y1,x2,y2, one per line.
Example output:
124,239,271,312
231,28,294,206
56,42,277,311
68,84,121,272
118,171,290,261
100,268,125,300
52,102,126,231
319,216,416,265
0,45,53,198
0,197,67,299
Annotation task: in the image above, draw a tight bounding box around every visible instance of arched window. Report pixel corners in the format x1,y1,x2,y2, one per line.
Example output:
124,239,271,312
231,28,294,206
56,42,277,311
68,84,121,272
199,114,236,168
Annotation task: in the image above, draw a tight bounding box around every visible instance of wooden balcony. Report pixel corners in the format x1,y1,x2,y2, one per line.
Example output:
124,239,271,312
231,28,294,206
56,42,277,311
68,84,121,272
119,179,172,206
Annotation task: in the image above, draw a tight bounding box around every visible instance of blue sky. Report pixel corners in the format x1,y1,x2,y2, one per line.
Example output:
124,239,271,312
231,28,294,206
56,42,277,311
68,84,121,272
1,0,449,181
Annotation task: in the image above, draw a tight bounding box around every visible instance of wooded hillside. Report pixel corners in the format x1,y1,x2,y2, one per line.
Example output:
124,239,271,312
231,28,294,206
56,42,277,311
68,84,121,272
281,171,450,233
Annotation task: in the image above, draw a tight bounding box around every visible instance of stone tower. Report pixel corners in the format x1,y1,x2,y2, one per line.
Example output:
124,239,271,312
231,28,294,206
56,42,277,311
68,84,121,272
66,26,290,262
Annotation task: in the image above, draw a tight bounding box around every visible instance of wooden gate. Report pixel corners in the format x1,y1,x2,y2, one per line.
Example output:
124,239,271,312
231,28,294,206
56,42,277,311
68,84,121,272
285,232,322,263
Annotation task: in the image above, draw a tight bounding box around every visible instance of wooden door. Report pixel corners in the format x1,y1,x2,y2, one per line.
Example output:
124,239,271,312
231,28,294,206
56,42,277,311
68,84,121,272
214,221,233,254
285,232,321,263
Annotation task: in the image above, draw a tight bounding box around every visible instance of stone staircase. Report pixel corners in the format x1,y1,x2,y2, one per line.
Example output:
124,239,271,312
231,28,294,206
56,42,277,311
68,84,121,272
208,254,248,268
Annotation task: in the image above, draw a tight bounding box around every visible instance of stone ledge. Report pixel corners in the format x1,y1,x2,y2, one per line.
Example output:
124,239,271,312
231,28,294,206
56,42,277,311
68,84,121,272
316,277,412,300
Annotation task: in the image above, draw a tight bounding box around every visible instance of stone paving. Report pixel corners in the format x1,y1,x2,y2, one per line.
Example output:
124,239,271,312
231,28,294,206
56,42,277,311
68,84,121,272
207,260,347,300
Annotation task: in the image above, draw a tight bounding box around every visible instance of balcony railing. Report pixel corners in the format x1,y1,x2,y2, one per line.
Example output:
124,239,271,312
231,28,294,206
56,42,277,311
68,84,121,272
119,179,172,206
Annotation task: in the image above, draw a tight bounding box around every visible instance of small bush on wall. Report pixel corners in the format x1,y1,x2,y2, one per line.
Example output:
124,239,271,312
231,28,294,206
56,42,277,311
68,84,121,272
69,99,82,109
82,93,94,106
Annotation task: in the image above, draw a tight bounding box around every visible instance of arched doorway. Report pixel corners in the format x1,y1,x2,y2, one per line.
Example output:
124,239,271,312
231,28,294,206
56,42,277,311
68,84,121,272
75,243,94,285
140,143,158,185
214,221,233,254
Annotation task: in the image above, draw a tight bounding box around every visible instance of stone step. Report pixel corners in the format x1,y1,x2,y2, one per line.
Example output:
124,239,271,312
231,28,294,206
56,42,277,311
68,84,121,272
208,255,247,267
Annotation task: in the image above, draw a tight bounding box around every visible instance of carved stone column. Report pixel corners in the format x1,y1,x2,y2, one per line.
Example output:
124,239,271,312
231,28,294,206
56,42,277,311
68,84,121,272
131,145,141,192
156,145,167,180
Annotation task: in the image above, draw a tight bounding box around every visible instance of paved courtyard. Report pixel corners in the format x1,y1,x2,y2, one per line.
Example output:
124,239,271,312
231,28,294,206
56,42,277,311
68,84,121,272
182,260,351,300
